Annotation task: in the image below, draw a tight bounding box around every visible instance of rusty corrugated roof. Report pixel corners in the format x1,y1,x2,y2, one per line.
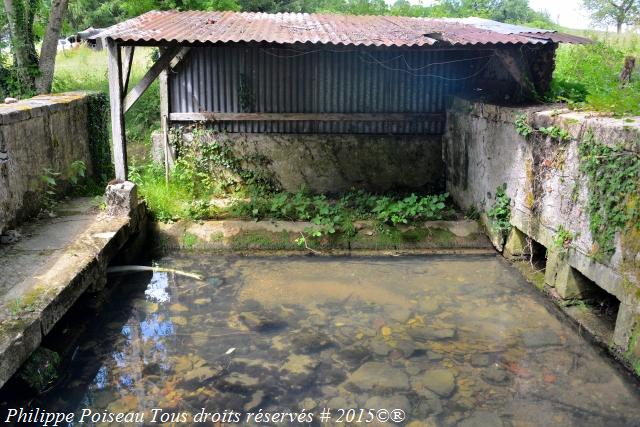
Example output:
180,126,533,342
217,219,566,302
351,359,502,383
94,11,591,47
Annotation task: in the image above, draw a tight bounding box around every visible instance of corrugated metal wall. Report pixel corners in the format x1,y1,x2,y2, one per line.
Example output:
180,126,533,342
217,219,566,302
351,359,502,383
169,44,494,134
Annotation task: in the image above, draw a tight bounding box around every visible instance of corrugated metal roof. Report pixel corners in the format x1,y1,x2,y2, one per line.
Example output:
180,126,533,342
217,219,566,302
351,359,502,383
94,11,590,47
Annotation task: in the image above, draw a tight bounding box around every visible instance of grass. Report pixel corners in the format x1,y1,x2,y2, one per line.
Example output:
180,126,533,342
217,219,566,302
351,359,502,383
52,46,160,145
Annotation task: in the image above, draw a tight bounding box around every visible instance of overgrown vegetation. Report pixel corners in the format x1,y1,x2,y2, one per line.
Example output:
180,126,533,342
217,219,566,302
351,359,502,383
130,128,454,239
553,225,577,251
487,183,511,235
515,114,571,143
549,41,640,116
578,130,640,257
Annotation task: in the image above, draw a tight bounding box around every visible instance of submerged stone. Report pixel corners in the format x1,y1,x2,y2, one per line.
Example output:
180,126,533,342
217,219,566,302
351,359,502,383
239,311,287,332
412,368,456,397
522,329,562,348
481,364,509,384
347,362,409,391
365,395,411,414
291,328,333,353
407,325,456,342
458,411,504,427
470,353,491,367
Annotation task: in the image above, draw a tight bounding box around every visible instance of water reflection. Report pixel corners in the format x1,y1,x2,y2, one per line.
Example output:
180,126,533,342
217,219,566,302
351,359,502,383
16,256,640,426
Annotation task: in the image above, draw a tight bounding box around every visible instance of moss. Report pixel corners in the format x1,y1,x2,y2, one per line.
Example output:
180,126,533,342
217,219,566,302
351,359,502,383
182,232,199,249
229,230,296,250
423,227,456,246
513,260,546,291
210,232,224,242
400,228,429,243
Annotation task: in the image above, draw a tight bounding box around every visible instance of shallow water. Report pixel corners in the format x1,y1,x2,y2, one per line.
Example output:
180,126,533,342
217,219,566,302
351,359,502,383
13,255,640,426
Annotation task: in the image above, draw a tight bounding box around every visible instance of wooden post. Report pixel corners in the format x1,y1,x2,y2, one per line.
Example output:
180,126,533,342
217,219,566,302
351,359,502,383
106,38,127,180
159,48,172,185
620,56,636,87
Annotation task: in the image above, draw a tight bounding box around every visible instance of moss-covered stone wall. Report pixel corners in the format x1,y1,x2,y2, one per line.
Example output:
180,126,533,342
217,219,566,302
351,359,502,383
0,92,110,236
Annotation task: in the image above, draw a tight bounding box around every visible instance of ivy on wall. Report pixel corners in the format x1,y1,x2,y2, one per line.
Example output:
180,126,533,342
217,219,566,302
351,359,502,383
578,130,640,257
86,92,113,184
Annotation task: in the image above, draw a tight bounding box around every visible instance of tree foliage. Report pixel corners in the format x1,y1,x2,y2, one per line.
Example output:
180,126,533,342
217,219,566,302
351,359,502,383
583,0,640,33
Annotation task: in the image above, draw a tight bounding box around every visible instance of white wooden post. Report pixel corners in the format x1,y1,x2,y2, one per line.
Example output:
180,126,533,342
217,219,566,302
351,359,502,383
106,38,127,180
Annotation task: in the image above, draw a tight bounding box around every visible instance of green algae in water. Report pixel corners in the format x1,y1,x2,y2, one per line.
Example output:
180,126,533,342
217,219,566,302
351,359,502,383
7,255,640,427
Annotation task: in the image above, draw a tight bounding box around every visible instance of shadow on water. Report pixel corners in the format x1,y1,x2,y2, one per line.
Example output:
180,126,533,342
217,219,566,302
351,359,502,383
2,254,640,427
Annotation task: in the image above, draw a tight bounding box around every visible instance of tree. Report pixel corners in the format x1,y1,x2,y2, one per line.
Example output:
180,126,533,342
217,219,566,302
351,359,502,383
3,0,70,95
583,0,640,33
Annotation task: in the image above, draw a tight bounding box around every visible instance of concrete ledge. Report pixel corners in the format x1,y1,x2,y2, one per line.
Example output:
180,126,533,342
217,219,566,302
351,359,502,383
0,201,147,388
153,219,492,252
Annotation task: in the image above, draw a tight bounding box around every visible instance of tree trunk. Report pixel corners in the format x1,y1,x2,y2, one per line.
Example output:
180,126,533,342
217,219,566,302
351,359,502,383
3,0,38,95
616,20,623,33
35,0,69,94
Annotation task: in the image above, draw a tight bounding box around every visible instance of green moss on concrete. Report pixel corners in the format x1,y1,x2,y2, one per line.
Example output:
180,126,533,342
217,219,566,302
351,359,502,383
513,260,546,291
182,232,199,249
229,230,297,250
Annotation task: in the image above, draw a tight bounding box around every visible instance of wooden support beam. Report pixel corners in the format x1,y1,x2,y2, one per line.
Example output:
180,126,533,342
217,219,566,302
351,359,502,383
123,45,183,113
169,112,446,122
121,46,135,95
170,47,191,71
106,39,127,180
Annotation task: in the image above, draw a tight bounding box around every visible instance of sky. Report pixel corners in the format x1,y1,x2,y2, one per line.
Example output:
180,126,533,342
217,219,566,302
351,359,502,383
410,0,593,30
528,0,591,29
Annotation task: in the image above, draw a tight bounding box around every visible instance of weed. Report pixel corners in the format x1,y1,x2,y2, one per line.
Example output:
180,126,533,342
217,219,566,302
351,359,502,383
515,114,534,138
182,233,198,249
553,225,577,251
538,126,571,142
41,168,61,212
487,184,511,235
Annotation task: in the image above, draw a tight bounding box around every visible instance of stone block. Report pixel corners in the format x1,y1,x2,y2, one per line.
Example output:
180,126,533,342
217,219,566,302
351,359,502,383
503,227,530,260
554,262,595,300
105,181,137,217
480,213,504,252
544,250,562,288
613,304,638,349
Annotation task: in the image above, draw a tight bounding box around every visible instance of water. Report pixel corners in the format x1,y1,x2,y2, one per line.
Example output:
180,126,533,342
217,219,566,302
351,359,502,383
10,255,640,426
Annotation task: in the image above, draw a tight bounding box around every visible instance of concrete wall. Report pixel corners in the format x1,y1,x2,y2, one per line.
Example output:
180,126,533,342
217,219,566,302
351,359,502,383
444,97,640,354
0,92,100,236
158,131,445,194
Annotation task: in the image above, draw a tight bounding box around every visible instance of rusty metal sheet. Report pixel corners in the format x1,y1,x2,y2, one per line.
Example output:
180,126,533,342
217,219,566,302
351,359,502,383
93,11,587,47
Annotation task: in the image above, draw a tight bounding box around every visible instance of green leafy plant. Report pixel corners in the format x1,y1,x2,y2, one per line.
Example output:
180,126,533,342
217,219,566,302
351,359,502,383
487,184,511,235
515,114,534,138
538,126,571,142
515,114,570,143
41,167,61,212
373,193,448,226
67,160,87,185
553,225,577,251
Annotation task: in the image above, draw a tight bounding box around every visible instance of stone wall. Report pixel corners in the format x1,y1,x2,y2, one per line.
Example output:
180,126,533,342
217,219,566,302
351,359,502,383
444,97,640,357
0,92,108,236
156,130,445,194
